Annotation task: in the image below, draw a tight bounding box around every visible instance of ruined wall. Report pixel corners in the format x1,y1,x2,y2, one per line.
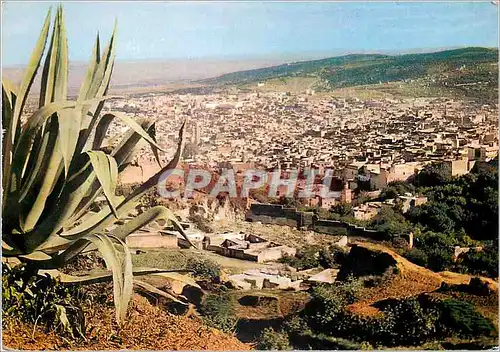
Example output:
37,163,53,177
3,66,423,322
370,171,388,190
449,158,469,176
312,219,384,240
245,203,417,246
248,204,287,217
246,203,302,227
246,214,298,227
245,203,411,249
254,247,287,262
453,246,483,261
212,246,259,261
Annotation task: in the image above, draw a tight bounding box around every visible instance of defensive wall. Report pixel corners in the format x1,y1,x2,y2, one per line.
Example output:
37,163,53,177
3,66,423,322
246,203,412,246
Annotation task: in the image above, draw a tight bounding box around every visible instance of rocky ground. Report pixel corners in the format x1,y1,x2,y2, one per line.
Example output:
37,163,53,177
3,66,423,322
212,220,340,249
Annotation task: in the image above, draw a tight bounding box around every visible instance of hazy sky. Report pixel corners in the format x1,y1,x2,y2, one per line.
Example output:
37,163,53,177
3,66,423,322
2,1,498,66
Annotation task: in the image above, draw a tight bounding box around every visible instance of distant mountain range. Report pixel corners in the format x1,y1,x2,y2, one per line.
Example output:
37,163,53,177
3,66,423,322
2,57,296,95
4,47,497,99
201,47,498,100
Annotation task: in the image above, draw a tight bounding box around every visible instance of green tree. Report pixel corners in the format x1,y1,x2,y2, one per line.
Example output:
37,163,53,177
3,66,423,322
414,163,452,187
332,202,353,216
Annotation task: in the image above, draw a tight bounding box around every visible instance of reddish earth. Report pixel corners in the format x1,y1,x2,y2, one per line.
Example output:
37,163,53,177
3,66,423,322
3,294,251,350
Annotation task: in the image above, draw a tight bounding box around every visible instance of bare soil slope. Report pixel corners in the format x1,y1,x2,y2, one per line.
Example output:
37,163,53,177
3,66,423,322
3,294,251,350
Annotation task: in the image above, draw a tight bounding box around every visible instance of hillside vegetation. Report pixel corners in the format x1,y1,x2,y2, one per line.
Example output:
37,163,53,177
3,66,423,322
203,47,498,102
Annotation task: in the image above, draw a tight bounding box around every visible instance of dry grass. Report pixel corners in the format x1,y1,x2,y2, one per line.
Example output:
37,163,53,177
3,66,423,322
3,293,251,351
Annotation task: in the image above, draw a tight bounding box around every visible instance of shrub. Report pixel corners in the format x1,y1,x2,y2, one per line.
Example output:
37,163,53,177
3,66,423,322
409,231,456,271
305,280,362,334
2,264,85,338
457,247,498,278
437,299,496,337
186,258,221,282
370,206,412,238
283,315,310,335
278,245,322,270
199,294,238,334
257,328,292,350
380,181,415,200
376,298,440,346
414,163,452,187
300,279,495,348
404,248,429,267
290,331,363,350
426,247,454,272
314,244,348,269
331,202,353,216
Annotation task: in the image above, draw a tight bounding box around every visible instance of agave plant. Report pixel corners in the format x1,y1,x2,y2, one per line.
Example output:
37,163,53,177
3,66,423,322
2,6,193,325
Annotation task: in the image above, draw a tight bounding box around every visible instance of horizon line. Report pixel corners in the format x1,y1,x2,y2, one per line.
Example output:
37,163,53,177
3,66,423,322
3,45,497,69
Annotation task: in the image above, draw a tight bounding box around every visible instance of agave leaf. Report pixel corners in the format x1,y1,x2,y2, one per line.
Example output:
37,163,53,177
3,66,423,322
13,107,68,191
12,97,113,225
71,33,100,162
112,117,155,166
21,133,64,231
110,205,197,249
12,100,91,175
2,240,22,256
2,78,18,100
74,24,116,157
18,124,56,202
113,120,186,214
64,195,126,235
86,151,119,217
26,162,97,252
92,113,115,150
68,120,187,244
119,235,133,324
10,7,51,136
2,86,14,168
3,8,51,204
77,33,100,102
77,234,131,325
80,59,115,154
134,279,188,305
152,272,200,289
18,251,52,261
147,123,162,168
39,267,191,285
58,115,160,234
87,21,116,104
110,206,178,240
35,234,132,325
39,6,62,106
2,240,15,252
58,108,79,177
107,112,166,152
53,6,68,101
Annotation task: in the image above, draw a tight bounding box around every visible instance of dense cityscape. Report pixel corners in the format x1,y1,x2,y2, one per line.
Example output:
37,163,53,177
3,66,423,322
105,87,498,192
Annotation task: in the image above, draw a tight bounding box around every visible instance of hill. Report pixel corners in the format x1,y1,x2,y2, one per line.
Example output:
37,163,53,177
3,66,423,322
202,47,498,102
341,242,498,319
